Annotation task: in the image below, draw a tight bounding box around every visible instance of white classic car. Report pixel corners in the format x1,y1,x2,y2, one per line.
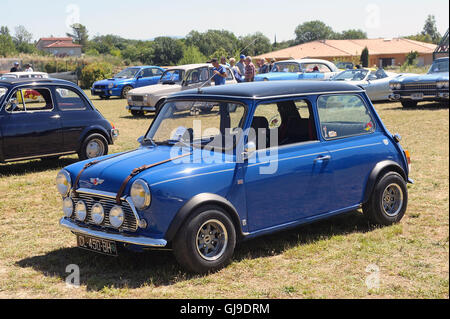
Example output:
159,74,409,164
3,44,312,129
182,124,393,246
0,72,49,80
331,68,411,101
126,63,237,116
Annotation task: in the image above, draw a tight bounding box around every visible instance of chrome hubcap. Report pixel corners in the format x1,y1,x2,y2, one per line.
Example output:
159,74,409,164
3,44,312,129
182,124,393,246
196,219,228,261
86,139,104,159
381,183,403,217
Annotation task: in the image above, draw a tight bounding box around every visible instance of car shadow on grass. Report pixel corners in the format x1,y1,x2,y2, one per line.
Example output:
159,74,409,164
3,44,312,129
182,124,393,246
383,101,449,111
0,158,79,177
15,210,377,292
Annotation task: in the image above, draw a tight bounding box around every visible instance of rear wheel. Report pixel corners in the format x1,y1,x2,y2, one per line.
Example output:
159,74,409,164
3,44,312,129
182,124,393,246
172,205,236,274
131,110,144,117
78,133,108,160
401,100,417,108
99,95,110,100
363,172,408,225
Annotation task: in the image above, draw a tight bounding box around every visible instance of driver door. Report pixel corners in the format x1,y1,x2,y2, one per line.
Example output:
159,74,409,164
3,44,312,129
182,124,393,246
136,68,162,88
182,67,210,90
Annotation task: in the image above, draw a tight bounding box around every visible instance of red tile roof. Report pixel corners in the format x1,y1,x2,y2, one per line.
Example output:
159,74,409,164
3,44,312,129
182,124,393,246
254,38,437,60
44,41,82,48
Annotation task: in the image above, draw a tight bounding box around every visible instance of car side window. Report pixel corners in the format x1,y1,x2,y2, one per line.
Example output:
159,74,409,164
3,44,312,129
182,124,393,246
6,88,53,113
142,68,154,78
317,94,375,140
153,68,163,76
251,99,317,149
55,87,88,111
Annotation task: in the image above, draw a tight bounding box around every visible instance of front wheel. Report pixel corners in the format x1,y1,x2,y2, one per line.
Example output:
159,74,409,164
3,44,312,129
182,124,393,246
78,133,108,160
121,86,133,99
172,205,236,274
363,172,408,226
130,110,144,117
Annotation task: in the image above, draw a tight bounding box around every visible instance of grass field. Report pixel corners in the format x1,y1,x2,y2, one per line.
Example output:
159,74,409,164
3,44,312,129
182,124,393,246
0,91,448,299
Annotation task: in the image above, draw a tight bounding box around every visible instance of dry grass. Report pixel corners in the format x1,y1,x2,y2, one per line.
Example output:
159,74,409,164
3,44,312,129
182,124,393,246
0,92,448,299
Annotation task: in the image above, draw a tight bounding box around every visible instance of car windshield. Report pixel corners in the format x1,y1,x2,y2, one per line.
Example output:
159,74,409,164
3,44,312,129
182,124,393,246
146,100,246,152
114,67,140,78
333,69,369,81
336,62,354,69
160,69,184,83
271,62,301,73
428,59,449,73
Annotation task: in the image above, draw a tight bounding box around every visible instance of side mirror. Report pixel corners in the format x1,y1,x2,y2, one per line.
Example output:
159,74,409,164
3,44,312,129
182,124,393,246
393,133,402,143
137,75,143,80
242,141,257,160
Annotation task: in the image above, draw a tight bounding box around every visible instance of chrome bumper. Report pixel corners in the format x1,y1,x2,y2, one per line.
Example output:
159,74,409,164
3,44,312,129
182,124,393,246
389,93,449,101
126,105,157,111
60,218,167,248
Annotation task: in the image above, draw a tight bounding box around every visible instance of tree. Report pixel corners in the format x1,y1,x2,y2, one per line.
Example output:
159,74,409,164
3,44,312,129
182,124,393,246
67,23,89,51
405,51,419,65
421,15,441,44
185,30,238,57
151,37,183,66
179,45,207,65
360,47,369,67
238,32,272,57
333,29,367,40
13,25,36,54
0,26,16,57
294,20,333,44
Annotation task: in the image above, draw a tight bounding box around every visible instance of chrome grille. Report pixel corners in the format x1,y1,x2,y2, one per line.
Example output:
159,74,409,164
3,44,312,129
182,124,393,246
131,95,144,102
71,192,138,232
403,83,436,91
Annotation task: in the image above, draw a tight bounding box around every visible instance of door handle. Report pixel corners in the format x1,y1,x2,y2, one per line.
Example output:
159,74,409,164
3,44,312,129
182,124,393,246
314,155,331,162
51,114,60,119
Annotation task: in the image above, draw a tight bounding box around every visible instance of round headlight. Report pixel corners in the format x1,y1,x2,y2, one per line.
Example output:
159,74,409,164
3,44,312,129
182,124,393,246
437,81,444,89
395,83,402,90
130,179,151,210
109,206,124,228
75,201,87,221
63,197,74,217
56,170,71,196
91,203,105,225
108,83,114,89
444,81,449,88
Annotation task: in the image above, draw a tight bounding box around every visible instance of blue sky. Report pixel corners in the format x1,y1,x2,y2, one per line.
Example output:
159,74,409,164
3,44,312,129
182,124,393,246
2,0,449,42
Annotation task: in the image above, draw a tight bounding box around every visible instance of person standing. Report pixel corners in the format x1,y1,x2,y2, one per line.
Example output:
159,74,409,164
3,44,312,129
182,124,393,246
220,56,230,67
259,58,269,74
236,54,246,76
10,62,21,72
211,58,227,86
24,64,34,72
244,56,256,82
229,58,243,83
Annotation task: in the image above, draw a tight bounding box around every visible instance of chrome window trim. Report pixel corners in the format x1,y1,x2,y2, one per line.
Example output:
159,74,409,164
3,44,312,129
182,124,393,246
5,86,55,114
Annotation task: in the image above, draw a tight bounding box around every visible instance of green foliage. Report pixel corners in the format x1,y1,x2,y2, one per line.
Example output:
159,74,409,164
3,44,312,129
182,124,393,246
422,15,441,44
295,20,334,44
151,37,183,66
405,51,419,66
85,48,100,56
80,62,113,89
209,48,228,60
238,32,272,57
185,30,238,58
405,33,433,44
179,46,207,65
0,26,16,57
360,47,369,67
66,23,89,52
333,29,367,40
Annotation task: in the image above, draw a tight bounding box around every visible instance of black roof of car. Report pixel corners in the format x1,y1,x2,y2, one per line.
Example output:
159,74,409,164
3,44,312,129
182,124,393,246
170,80,364,99
0,77,76,86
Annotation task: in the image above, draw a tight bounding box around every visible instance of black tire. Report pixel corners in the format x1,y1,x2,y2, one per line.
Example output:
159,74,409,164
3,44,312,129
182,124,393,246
363,172,408,226
78,133,109,161
131,110,144,117
99,95,110,100
121,86,133,99
401,100,417,108
172,205,236,274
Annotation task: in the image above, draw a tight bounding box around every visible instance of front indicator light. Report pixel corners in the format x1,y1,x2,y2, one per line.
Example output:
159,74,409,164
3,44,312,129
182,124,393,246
404,150,411,173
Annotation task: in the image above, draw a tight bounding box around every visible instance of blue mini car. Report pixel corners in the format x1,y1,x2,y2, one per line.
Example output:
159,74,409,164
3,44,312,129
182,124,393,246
0,78,118,163
58,81,412,273
255,59,339,82
91,66,165,99
389,57,449,107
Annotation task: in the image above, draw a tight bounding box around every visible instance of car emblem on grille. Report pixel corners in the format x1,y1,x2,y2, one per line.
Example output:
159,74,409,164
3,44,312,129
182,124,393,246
90,178,104,186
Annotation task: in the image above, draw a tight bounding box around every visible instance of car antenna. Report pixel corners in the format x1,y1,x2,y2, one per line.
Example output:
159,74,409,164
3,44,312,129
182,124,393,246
197,73,215,94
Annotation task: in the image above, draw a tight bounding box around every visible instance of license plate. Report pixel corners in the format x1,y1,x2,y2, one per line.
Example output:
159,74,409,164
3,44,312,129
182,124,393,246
411,93,423,100
76,234,118,256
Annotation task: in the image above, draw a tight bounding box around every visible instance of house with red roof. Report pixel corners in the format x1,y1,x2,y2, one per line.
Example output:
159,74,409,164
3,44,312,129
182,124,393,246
36,37,82,57
254,38,437,68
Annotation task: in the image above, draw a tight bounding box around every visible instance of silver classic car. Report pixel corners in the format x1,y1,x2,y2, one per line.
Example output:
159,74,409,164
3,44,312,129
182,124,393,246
126,64,237,116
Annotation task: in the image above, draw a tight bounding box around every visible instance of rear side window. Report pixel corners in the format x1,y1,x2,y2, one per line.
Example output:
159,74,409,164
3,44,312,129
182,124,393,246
6,88,53,112
317,94,375,140
55,87,88,111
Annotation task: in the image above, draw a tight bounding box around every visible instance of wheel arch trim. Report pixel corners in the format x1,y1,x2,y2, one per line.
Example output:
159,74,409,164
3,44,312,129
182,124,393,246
363,160,407,204
165,193,244,242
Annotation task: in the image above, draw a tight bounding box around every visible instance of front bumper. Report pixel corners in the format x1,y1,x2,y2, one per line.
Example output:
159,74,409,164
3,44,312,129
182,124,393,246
91,87,122,97
60,218,167,248
389,92,449,101
126,105,157,112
